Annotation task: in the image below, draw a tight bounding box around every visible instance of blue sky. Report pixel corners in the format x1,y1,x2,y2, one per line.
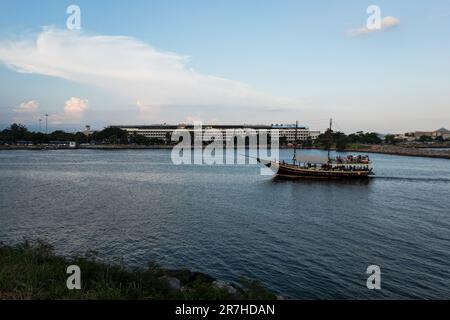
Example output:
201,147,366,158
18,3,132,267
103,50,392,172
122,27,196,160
0,0,449,133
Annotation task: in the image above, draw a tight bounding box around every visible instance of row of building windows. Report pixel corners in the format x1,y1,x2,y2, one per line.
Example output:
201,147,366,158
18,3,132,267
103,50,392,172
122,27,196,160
110,125,321,142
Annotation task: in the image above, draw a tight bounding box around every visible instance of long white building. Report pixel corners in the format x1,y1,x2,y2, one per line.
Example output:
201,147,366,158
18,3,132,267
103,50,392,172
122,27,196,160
271,124,320,141
109,124,321,143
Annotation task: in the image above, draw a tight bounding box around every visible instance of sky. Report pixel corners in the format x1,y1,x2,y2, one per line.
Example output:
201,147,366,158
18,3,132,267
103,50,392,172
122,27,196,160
0,0,449,133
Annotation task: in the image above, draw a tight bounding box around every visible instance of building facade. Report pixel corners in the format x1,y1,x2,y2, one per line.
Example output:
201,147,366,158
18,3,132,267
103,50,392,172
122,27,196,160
432,128,450,140
405,128,450,141
271,124,320,142
110,124,321,143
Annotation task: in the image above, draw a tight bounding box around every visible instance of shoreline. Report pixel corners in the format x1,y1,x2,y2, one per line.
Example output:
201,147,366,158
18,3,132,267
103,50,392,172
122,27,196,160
0,241,277,300
341,145,450,160
1,144,449,160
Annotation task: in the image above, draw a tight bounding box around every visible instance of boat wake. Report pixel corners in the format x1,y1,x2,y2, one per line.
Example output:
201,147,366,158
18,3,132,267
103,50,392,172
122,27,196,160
375,176,450,183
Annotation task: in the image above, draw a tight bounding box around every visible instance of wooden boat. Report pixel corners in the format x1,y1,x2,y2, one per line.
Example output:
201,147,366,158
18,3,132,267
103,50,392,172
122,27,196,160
258,119,374,179
258,158,373,179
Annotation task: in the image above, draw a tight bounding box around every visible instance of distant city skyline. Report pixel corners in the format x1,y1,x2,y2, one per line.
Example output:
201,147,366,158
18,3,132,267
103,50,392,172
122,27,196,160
1,0,450,133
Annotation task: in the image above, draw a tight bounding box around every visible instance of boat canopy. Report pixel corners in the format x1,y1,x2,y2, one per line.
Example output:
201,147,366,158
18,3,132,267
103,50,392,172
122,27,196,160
295,155,329,164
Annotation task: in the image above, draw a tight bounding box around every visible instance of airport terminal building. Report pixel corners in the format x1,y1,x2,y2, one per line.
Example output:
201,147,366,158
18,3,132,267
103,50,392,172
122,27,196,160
109,124,321,143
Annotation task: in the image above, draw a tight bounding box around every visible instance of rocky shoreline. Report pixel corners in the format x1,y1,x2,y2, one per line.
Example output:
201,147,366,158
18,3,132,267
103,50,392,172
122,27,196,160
0,241,278,300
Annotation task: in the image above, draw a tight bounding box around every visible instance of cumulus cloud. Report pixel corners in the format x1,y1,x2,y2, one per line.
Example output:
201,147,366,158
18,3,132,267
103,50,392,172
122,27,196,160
9,98,89,125
11,100,41,123
64,97,88,119
136,100,160,115
13,100,39,113
348,16,400,37
0,27,296,121
50,97,88,124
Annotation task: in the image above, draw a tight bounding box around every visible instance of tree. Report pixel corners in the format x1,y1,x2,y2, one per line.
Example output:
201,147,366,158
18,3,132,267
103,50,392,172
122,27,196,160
418,135,432,142
348,132,382,144
74,132,88,143
315,129,333,149
31,132,48,144
302,137,313,148
92,127,128,144
48,130,74,141
1,123,30,143
334,132,348,151
384,134,397,145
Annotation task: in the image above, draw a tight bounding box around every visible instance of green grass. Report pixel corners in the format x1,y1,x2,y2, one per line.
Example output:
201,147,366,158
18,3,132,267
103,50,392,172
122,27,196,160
0,240,276,300
345,143,371,150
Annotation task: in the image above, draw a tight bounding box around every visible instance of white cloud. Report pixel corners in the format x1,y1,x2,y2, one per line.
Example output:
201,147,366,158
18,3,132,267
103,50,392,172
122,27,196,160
50,97,88,124
9,97,88,125
348,16,400,37
136,100,160,115
0,27,296,122
64,97,88,119
184,115,203,124
11,100,41,124
13,100,39,113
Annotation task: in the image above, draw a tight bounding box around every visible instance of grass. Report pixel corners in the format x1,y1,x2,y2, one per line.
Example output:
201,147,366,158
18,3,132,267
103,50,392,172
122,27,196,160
0,240,276,300
345,143,371,150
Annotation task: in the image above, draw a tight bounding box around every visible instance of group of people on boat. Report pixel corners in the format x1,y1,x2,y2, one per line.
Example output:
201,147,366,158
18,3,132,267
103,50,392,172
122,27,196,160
335,155,370,164
322,164,371,172
279,153,371,173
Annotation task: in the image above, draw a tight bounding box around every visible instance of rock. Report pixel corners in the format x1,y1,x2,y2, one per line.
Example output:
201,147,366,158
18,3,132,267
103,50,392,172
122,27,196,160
213,280,237,295
164,276,181,291
166,269,215,283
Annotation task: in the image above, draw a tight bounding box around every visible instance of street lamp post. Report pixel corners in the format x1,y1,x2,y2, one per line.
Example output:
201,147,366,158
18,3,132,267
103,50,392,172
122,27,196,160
45,114,48,135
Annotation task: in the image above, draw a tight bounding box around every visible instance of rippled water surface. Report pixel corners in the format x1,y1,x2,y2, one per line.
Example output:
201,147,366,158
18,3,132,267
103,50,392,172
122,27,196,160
0,149,449,299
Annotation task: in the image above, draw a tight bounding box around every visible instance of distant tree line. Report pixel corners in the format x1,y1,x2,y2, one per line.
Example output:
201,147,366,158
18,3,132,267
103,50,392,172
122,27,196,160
313,130,382,151
0,123,166,145
8,124,443,149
